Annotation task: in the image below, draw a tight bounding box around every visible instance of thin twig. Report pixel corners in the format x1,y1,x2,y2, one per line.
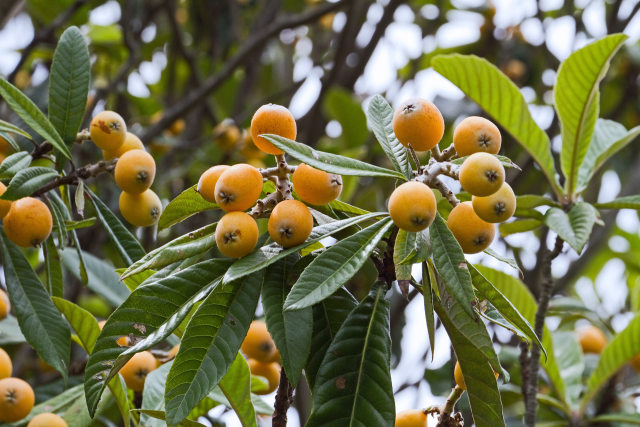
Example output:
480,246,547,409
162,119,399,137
32,159,117,197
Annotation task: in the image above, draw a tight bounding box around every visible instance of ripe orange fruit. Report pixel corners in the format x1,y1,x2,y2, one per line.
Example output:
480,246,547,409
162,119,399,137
247,359,280,395
453,116,501,157
250,104,297,155
197,165,230,203
395,409,427,426
447,202,495,254
215,211,259,258
102,132,144,161
471,182,516,223
577,325,608,354
90,110,127,151
392,98,444,151
3,197,53,247
114,149,156,194
459,152,505,197
0,348,12,379
241,320,277,363
27,412,68,427
119,351,157,392
0,377,35,422
119,189,163,227
0,289,9,320
214,164,263,212
268,200,313,248
97,320,129,346
0,182,12,219
291,163,342,205
0,136,12,154
388,181,436,232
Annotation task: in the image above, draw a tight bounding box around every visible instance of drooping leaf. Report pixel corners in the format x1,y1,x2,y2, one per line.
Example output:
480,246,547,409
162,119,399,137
552,331,584,407
544,202,598,253
218,353,258,427
43,237,63,297
483,248,522,275
594,194,640,210
0,118,33,140
158,185,218,230
0,166,58,200
141,362,173,427
0,151,32,180
394,230,415,281
423,261,436,360
0,315,26,345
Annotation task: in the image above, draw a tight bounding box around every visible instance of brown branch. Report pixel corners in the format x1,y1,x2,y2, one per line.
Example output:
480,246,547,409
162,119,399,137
437,386,464,427
32,159,116,197
273,369,293,427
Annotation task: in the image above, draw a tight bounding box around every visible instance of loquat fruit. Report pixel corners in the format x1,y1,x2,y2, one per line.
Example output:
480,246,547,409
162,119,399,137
0,289,9,320
241,320,277,363
577,325,607,354
454,360,498,391
240,129,266,160
0,136,13,154
0,377,35,422
119,351,157,392
214,164,263,212
267,349,281,364
248,359,280,395
168,118,185,136
3,197,52,247
215,211,258,258
388,181,436,232
98,320,129,347
0,183,13,218
250,104,297,155
213,119,242,150
0,348,11,379
102,132,144,161
447,202,495,254
395,409,427,427
453,116,501,157
631,353,640,372
114,149,156,194
459,152,505,197
119,189,163,227
197,165,230,203
268,200,313,248
27,412,68,427
90,110,127,151
471,182,516,223
291,163,342,205
392,98,444,151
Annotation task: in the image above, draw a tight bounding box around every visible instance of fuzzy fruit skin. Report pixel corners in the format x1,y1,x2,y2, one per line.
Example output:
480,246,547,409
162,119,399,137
388,181,436,232
453,116,501,156
0,182,11,219
119,351,157,392
578,325,607,354
119,190,162,227
459,152,505,197
197,165,230,203
114,149,156,194
631,353,640,372
90,110,127,151
447,202,495,254
102,132,144,160
0,289,9,320
471,182,516,223
395,409,427,427
268,200,313,248
0,347,11,379
215,211,258,258
98,320,129,346
250,104,297,155
292,163,342,205
248,359,280,395
454,361,466,390
27,412,68,427
214,164,263,212
3,197,52,247
242,320,277,363
392,98,444,151
0,377,35,422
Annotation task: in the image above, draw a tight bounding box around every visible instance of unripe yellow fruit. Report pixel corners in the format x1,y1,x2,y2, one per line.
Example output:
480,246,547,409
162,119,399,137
459,152,505,197
119,190,162,227
0,183,12,219
90,110,127,151
214,164,263,212
0,136,13,154
3,197,52,247
453,116,501,156
268,200,313,248
0,377,35,422
168,118,185,136
98,320,129,347
454,361,466,390
392,98,444,151
27,412,68,427
0,347,11,379
214,119,242,150
242,320,277,363
0,289,9,320
119,351,157,392
250,104,297,155
102,132,144,160
215,211,258,258
197,165,230,203
248,359,280,395
114,149,156,194
471,182,516,223
388,181,436,232
447,202,495,254
577,325,607,354
395,409,427,427
292,163,342,205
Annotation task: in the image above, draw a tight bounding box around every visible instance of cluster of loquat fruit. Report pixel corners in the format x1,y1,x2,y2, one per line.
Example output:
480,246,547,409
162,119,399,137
241,320,282,395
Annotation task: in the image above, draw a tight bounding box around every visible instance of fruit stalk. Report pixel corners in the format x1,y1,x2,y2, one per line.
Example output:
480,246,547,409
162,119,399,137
437,385,464,427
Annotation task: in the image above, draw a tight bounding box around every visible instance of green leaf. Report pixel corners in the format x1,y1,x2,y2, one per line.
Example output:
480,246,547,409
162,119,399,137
158,184,217,230
43,237,63,297
141,362,173,427
588,413,640,424
263,134,407,180
429,213,476,319
0,78,71,159
4,384,84,427
578,119,640,192
555,34,627,195
432,54,560,196
393,229,415,281
165,271,264,424
224,211,387,284
0,228,71,381
483,248,522,275
0,315,26,345
121,222,216,280
0,118,33,140
552,331,584,407
307,285,395,426
582,313,640,411
49,26,90,146
0,151,32,180
423,262,436,360
544,202,598,253
0,166,58,200
325,88,369,149
262,255,312,386
285,218,393,310
516,195,560,210
594,194,640,209
499,218,542,236
131,410,206,427
218,353,258,427
86,188,145,265
366,94,412,179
